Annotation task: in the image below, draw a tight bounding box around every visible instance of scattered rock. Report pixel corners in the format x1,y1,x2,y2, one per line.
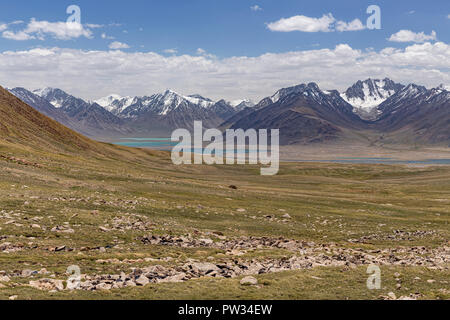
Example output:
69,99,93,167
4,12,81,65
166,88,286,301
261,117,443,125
55,246,66,252
21,269,35,277
240,276,258,286
190,262,220,275
29,279,64,291
387,292,397,300
135,275,150,286
96,283,112,291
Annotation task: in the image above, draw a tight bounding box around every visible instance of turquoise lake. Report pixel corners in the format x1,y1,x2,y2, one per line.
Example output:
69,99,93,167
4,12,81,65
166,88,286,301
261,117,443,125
112,139,450,165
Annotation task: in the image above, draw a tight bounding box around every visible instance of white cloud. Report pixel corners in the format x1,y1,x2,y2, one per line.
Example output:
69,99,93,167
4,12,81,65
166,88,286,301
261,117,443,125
164,48,178,54
0,42,448,102
388,30,437,43
196,48,216,59
447,14,450,19
250,5,262,12
267,14,335,32
268,14,366,33
108,41,130,50
10,20,25,25
2,30,35,40
336,19,365,32
85,23,103,29
0,20,25,33
101,33,115,40
196,48,206,55
1,18,94,41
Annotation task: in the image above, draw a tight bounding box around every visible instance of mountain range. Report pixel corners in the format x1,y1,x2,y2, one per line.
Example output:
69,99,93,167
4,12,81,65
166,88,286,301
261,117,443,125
6,78,450,146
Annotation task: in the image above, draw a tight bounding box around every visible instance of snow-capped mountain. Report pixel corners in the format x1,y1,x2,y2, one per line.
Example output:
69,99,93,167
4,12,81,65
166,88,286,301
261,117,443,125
7,78,449,145
377,83,428,114
118,90,216,118
95,90,217,119
94,94,136,115
341,78,404,120
8,87,75,129
229,99,255,112
377,83,450,117
95,91,257,119
375,84,450,144
30,87,127,136
33,87,72,109
227,82,366,144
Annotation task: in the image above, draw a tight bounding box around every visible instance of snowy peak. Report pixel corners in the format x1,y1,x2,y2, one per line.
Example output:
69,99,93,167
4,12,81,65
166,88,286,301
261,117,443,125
116,89,218,118
228,99,255,112
33,87,74,109
377,82,450,117
397,83,428,99
94,94,136,115
260,82,349,111
95,94,125,108
162,90,215,109
9,87,42,105
341,78,404,119
33,87,55,98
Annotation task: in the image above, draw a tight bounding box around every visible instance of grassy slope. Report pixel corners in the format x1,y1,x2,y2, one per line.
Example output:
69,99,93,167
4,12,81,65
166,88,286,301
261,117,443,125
0,86,448,299
0,144,448,300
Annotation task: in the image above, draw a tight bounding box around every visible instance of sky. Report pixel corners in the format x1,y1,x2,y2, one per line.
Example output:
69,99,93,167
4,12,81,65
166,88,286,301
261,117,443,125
0,0,449,101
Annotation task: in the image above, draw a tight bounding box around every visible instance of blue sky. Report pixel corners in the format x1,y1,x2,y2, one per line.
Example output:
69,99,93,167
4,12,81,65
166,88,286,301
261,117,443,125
1,0,448,56
0,0,448,100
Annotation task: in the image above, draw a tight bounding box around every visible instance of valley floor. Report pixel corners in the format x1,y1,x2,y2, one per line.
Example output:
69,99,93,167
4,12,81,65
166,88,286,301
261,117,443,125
0,143,449,300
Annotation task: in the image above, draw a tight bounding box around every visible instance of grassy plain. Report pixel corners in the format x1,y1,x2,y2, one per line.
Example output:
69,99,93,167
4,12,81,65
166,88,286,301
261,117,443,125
0,141,449,300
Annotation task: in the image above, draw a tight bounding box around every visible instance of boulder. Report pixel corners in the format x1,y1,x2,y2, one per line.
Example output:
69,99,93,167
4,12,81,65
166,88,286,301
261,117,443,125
240,276,258,286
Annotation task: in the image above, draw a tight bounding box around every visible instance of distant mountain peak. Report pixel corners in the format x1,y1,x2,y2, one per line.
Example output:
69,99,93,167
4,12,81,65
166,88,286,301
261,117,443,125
94,94,136,115
32,87,74,109
188,94,212,101
341,78,405,120
33,87,56,97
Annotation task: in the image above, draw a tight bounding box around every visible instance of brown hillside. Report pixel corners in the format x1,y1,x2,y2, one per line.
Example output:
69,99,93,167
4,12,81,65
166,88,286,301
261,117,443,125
0,85,102,152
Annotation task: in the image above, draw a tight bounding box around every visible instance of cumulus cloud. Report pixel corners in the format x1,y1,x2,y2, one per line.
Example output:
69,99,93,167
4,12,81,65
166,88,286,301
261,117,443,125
0,20,26,33
108,41,130,49
1,18,94,41
196,48,216,59
267,14,335,32
250,5,262,12
268,14,366,32
2,30,35,40
336,19,365,32
0,42,448,101
196,48,206,55
389,30,437,43
163,48,178,54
